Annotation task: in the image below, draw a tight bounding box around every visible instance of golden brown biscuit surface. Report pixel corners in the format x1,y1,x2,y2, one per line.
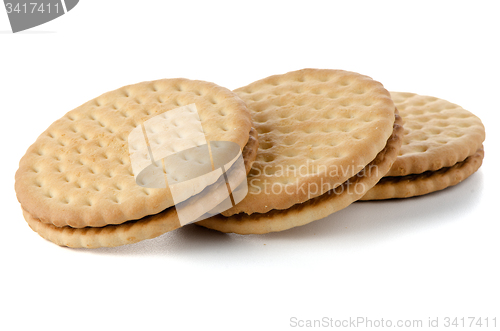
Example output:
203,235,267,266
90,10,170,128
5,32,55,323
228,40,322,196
223,69,397,216
21,129,259,248
16,79,253,228
388,92,485,176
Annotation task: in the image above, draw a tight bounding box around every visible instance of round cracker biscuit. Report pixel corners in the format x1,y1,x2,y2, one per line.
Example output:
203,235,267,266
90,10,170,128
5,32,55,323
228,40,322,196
361,147,483,200
387,92,485,176
16,79,253,228
21,128,259,248
223,69,396,216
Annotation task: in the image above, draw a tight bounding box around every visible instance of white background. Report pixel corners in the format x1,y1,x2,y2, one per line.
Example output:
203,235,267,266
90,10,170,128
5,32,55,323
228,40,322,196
1,1,499,330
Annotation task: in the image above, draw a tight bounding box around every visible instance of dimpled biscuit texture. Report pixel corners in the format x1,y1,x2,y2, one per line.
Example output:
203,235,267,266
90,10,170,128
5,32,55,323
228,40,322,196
361,147,484,200
21,129,259,248
387,92,485,176
198,114,404,234
15,79,252,228
223,68,396,216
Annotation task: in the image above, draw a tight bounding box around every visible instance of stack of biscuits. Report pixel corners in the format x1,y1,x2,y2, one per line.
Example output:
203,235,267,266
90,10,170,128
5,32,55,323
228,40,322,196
15,69,485,248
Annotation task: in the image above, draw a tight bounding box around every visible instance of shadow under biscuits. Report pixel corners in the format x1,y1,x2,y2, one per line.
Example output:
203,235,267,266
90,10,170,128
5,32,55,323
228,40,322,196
293,169,485,241
80,224,233,256
80,170,483,257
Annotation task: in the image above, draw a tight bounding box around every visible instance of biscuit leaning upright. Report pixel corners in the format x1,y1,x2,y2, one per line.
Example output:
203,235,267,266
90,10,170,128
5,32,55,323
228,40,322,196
15,79,254,230
222,69,397,217
198,69,404,234
362,92,485,200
